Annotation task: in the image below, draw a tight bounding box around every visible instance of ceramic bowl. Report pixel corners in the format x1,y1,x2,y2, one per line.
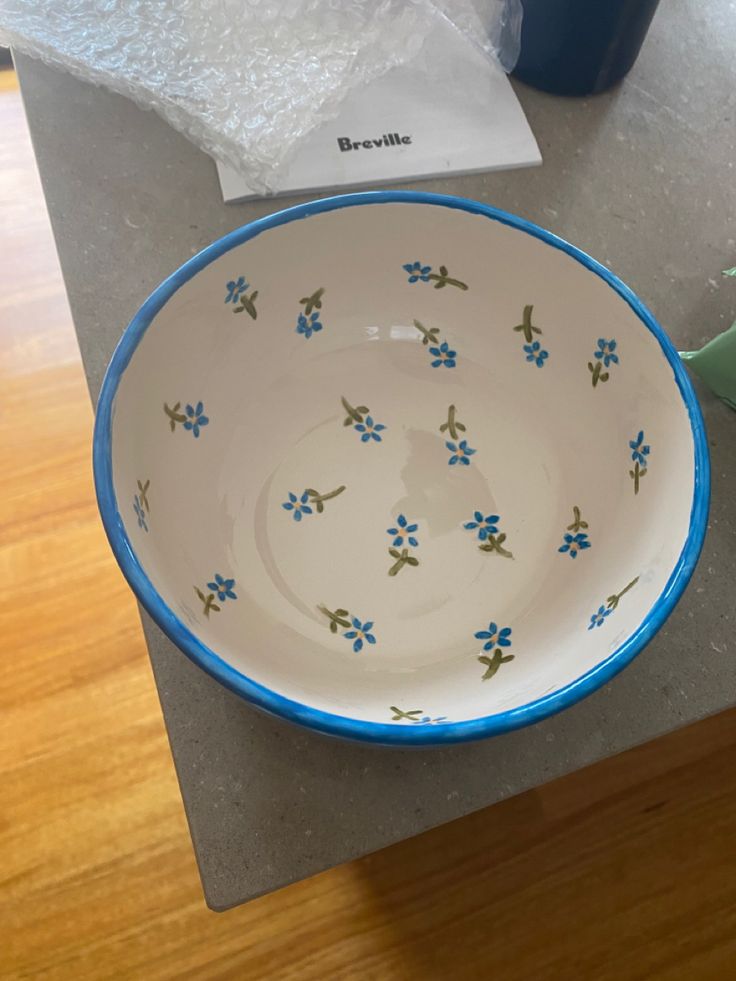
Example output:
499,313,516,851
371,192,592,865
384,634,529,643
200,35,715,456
94,191,709,745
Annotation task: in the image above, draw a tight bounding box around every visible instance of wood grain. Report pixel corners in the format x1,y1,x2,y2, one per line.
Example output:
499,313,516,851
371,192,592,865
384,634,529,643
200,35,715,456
2,68,735,980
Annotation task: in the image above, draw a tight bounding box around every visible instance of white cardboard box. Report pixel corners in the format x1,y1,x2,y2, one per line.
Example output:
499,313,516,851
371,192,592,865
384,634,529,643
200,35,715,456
216,22,541,202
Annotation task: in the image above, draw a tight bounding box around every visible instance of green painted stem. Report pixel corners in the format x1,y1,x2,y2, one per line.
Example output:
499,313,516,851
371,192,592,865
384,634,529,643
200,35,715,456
390,707,423,721
606,576,640,610
341,397,363,424
413,319,439,345
164,402,187,424
514,304,541,343
311,485,346,504
318,605,351,631
429,272,468,291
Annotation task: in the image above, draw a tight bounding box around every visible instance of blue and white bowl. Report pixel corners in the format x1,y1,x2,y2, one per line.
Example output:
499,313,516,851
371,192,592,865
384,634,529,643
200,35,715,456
94,191,709,745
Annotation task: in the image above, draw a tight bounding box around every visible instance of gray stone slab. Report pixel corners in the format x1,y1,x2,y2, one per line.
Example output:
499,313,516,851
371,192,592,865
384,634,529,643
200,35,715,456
15,0,736,910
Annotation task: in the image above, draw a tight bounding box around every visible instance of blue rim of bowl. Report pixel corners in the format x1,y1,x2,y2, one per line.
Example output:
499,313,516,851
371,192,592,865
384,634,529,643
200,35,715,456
93,190,710,746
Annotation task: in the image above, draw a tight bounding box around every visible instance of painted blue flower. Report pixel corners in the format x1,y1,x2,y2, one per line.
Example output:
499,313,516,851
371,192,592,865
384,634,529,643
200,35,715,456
558,532,591,558
225,276,248,303
133,494,147,532
463,511,499,541
588,605,612,629
207,573,237,602
282,490,313,522
387,513,419,548
354,415,386,443
183,401,209,438
403,261,432,283
629,430,651,466
296,311,323,339
344,617,377,653
411,716,449,725
429,341,456,368
594,338,619,367
446,440,476,466
474,622,512,651
524,341,549,367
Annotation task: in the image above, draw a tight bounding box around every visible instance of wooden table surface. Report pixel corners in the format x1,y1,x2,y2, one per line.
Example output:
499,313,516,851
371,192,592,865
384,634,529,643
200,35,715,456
2,68,735,980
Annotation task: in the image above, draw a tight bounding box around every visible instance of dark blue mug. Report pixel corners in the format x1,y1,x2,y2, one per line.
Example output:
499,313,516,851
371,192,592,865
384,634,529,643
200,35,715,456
513,0,661,96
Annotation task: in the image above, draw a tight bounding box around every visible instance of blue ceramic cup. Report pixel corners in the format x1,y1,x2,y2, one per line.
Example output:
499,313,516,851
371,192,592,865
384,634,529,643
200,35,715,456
513,0,661,96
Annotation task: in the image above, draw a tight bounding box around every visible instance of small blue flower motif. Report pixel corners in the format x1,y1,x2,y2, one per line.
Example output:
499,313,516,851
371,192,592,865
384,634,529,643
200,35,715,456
629,430,651,466
225,276,248,304
588,605,612,630
183,401,209,438
206,573,237,602
411,716,449,725
475,622,512,651
354,415,386,443
524,341,549,367
403,261,432,283
429,341,457,368
296,311,323,339
558,532,591,558
594,338,619,367
282,490,313,522
344,617,377,653
463,511,500,541
133,495,147,532
446,440,476,466
387,513,419,548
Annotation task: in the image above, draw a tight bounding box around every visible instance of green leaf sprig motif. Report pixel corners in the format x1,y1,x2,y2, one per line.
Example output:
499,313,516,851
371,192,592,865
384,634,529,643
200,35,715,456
318,605,351,633
430,264,467,290
478,649,515,680
606,576,639,611
233,290,258,319
194,586,220,618
304,486,346,514
478,534,513,558
513,304,542,343
390,707,424,721
137,479,150,512
300,288,324,315
439,404,466,441
164,401,186,432
388,548,419,577
341,396,370,426
413,319,440,346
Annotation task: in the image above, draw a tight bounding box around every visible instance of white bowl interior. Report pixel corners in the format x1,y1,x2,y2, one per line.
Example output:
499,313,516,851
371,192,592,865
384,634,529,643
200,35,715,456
109,202,696,728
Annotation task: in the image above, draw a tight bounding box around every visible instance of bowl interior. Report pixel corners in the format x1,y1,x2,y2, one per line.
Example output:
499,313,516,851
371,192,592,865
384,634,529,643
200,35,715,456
103,198,702,735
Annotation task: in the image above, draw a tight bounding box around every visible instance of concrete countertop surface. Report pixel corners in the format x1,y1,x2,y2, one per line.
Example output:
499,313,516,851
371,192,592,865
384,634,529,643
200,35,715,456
16,0,736,910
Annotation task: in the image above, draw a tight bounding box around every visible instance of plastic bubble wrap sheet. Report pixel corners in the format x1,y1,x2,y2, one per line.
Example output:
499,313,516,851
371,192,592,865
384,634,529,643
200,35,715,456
0,0,520,193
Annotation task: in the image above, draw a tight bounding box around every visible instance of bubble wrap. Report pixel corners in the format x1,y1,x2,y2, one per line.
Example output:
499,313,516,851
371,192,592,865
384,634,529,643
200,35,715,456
0,0,520,193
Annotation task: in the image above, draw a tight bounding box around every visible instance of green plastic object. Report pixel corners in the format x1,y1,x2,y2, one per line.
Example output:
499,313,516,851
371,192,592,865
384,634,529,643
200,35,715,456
681,320,736,411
